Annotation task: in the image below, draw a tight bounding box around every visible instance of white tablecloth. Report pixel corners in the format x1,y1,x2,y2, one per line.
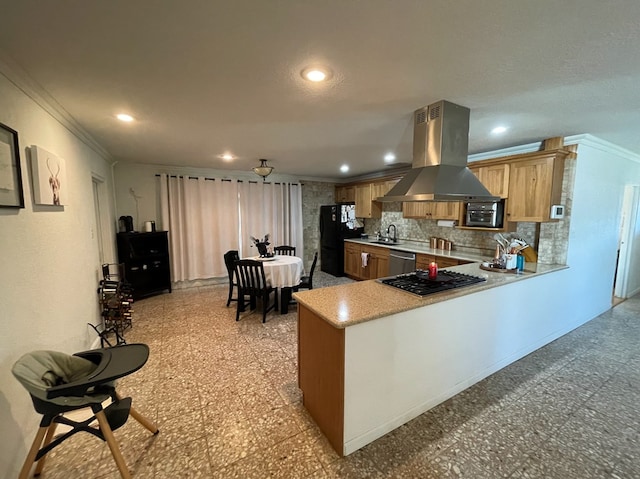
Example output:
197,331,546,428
254,255,304,289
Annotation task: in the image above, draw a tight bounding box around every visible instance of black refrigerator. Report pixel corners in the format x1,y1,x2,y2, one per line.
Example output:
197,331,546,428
320,204,364,276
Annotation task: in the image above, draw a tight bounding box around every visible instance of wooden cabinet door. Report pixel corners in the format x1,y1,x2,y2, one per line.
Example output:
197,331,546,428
471,164,510,198
374,255,389,278
369,245,390,279
336,185,356,203
402,202,432,218
482,164,510,198
371,181,387,200
436,256,459,268
344,243,361,278
343,186,355,202
355,184,381,218
415,253,435,270
371,178,400,200
360,245,389,280
403,201,459,220
507,157,558,222
432,202,460,220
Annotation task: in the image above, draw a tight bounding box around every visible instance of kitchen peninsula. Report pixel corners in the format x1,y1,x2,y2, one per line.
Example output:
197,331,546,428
294,262,569,456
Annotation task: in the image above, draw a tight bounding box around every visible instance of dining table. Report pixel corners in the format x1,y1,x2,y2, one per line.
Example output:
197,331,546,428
250,254,304,314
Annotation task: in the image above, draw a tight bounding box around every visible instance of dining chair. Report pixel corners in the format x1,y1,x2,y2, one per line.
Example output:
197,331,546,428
223,250,240,307
274,245,296,256
297,251,318,291
12,344,158,479
234,259,278,323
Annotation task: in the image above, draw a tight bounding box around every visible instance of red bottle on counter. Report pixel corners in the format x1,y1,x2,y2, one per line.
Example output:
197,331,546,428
428,261,438,280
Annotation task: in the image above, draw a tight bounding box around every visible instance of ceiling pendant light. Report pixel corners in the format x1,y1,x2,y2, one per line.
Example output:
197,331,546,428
252,159,274,181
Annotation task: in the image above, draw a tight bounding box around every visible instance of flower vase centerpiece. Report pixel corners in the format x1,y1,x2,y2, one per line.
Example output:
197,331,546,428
250,234,274,258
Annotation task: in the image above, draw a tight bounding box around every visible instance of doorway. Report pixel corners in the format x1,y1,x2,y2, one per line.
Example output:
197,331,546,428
613,184,639,303
92,176,107,266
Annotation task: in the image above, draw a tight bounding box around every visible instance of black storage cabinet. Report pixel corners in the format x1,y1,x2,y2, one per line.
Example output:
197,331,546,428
116,232,171,299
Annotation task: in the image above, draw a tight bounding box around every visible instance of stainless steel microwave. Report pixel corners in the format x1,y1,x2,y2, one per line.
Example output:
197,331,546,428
465,200,504,228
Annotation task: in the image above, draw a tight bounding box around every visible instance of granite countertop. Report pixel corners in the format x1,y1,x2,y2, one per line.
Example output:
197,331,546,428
293,262,568,329
345,238,489,263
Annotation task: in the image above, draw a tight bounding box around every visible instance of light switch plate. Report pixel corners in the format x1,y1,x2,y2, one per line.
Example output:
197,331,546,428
550,204,565,219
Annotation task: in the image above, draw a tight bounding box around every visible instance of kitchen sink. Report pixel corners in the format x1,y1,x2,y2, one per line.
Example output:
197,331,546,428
371,240,401,245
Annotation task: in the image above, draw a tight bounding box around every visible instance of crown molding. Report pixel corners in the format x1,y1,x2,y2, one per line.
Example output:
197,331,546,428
468,141,543,162
0,53,112,161
564,134,640,164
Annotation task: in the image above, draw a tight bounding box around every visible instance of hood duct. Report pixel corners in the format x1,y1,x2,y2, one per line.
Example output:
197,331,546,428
379,100,498,202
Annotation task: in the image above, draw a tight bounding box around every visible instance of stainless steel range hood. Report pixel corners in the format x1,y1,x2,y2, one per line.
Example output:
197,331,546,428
379,100,498,202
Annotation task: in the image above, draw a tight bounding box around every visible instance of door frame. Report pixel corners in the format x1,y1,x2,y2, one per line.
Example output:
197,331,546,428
614,184,639,298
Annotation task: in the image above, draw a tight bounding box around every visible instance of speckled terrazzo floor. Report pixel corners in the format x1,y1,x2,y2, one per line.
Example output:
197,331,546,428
34,275,639,478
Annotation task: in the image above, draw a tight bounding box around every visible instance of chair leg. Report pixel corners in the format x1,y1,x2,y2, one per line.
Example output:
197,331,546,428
115,392,159,434
235,295,242,321
95,410,132,479
33,422,58,475
226,281,233,307
128,406,159,434
262,291,268,323
18,426,48,479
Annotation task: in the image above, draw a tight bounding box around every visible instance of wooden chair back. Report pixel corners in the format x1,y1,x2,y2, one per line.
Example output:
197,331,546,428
274,245,296,256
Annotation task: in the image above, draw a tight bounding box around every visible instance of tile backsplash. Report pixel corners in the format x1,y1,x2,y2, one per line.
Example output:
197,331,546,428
362,202,540,260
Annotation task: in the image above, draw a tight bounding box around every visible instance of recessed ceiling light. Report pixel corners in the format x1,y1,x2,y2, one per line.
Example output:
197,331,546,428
491,126,508,134
301,66,332,82
340,165,349,173
116,113,134,122
384,153,396,163
220,153,234,161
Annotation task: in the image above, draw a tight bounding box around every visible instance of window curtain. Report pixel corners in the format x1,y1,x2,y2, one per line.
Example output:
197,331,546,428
159,175,303,282
159,174,239,282
238,181,304,258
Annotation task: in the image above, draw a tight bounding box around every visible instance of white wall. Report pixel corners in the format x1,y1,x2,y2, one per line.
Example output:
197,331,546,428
0,72,116,477
566,137,640,308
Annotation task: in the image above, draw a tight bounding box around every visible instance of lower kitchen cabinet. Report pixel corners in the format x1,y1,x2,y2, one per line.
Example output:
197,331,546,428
117,232,172,299
344,243,389,280
344,242,361,278
416,253,465,270
361,245,389,280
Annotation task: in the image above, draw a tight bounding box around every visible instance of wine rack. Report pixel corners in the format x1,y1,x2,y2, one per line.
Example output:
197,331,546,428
95,263,133,346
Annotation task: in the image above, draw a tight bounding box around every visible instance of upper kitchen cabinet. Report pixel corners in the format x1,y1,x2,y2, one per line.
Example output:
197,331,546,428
469,164,510,198
355,183,382,218
506,151,568,222
402,201,460,220
335,185,356,203
371,178,400,199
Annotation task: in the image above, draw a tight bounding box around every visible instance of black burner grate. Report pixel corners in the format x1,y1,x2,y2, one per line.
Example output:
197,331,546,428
380,270,486,296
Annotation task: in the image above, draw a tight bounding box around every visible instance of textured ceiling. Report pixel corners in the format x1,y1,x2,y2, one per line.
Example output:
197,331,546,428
1,1,640,179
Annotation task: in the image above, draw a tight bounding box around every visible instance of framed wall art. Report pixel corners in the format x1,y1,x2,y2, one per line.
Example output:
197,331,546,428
31,145,68,206
0,122,25,208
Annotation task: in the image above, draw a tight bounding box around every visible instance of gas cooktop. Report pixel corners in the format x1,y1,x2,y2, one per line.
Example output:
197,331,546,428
379,270,486,297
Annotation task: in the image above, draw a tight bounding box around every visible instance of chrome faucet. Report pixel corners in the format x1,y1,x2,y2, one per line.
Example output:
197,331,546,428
387,224,397,242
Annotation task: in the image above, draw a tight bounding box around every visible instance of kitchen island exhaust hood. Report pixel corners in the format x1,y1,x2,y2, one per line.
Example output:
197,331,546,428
379,100,498,202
